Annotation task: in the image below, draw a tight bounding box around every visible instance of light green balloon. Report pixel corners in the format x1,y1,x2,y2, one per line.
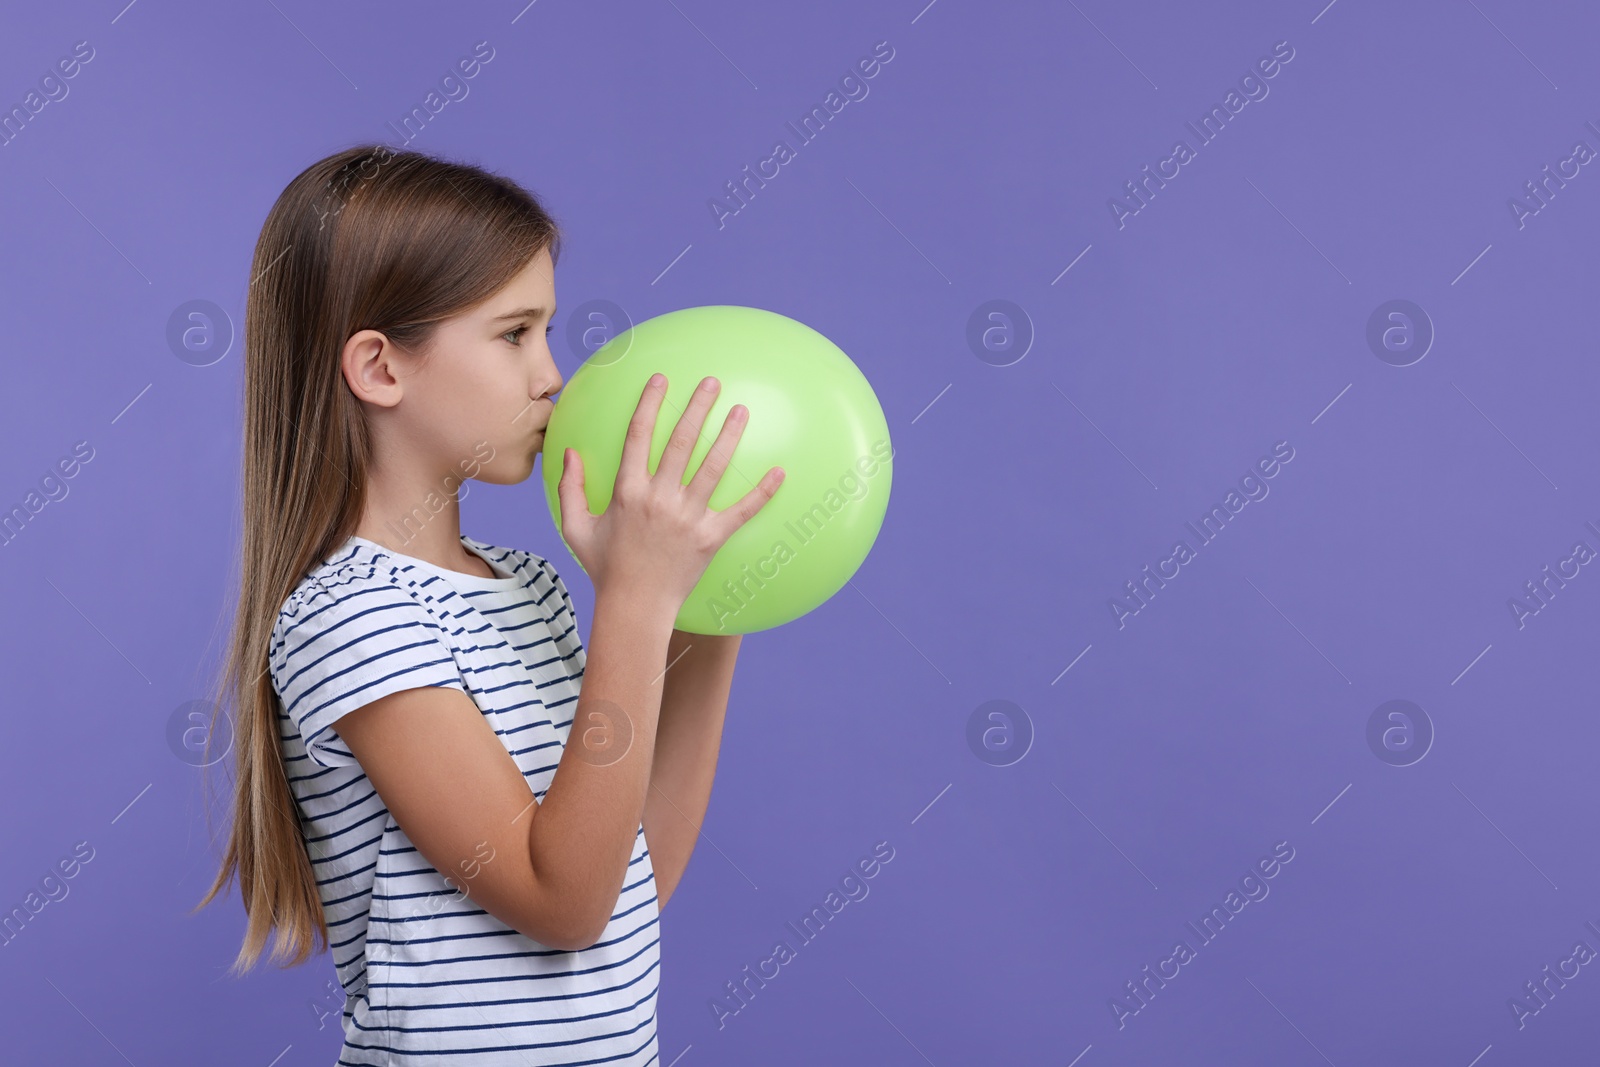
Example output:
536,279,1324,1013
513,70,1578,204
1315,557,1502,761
540,305,892,635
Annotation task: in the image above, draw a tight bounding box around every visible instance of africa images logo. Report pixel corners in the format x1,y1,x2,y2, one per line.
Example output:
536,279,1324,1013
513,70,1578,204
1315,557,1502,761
1108,39,1296,230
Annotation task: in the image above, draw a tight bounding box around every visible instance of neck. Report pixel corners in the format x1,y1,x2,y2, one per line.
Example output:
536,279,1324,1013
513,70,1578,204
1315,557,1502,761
354,455,477,573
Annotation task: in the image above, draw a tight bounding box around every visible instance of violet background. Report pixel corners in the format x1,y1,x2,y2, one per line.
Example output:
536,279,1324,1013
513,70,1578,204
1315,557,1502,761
2,1,1598,1063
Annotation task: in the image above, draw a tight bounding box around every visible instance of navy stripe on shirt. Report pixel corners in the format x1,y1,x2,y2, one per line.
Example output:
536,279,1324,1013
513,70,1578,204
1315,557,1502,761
270,535,659,1066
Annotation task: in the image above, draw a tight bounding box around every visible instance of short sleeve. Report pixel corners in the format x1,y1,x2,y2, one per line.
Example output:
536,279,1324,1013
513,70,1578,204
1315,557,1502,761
270,571,467,768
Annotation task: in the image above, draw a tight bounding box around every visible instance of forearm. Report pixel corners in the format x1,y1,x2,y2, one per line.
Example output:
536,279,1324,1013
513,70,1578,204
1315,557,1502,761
526,589,676,945
644,630,741,908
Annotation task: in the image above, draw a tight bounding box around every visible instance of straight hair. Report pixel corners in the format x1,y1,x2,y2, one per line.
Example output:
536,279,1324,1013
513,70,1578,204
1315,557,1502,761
195,143,562,974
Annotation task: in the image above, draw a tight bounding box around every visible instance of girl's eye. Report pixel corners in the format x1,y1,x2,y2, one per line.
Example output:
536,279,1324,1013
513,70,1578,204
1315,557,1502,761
503,323,556,345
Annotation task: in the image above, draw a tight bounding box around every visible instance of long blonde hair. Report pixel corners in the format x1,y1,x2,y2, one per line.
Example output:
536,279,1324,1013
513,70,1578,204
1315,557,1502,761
196,143,562,974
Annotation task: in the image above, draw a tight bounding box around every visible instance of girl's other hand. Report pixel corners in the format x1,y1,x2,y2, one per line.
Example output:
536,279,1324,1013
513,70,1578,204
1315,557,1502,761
556,373,784,617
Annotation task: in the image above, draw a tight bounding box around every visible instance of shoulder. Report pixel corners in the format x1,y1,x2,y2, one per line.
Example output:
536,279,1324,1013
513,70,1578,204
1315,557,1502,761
276,539,416,628
270,539,460,665
269,539,469,765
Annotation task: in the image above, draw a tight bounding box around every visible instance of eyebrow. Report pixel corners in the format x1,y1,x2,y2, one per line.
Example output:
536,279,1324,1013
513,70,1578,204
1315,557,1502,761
489,306,555,324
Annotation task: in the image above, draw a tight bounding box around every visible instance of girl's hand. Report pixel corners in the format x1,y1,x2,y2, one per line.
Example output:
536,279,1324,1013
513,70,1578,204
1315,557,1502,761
556,373,784,616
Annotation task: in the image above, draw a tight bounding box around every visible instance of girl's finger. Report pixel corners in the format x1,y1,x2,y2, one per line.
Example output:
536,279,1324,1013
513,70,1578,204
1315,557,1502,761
556,446,595,545
683,402,747,510
712,465,785,542
617,373,669,487
654,376,721,489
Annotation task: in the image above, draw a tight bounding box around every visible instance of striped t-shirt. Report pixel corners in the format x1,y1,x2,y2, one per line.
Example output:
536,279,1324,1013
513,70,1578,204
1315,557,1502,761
269,533,661,1065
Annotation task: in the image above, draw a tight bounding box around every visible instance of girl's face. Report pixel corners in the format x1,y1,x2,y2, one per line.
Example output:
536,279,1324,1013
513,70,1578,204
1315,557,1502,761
346,246,565,488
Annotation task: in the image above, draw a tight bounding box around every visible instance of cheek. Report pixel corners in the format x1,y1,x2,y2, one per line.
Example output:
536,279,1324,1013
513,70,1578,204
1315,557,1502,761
446,350,508,410
413,356,500,450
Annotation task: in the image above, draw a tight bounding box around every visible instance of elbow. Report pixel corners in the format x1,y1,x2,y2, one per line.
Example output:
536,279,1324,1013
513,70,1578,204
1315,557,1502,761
510,911,591,952
559,914,608,952
542,922,603,953
542,932,588,953
538,926,584,952
514,900,607,953
515,858,611,951
560,897,618,951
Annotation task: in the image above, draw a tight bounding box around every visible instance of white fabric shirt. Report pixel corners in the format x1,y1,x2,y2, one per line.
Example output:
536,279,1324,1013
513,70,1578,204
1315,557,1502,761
269,533,661,1065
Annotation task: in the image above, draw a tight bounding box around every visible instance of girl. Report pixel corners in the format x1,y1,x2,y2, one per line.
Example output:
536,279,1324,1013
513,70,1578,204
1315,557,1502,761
198,144,784,1064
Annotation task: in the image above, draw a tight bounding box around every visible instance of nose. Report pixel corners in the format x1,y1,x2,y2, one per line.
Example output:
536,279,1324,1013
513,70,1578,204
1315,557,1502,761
535,368,564,403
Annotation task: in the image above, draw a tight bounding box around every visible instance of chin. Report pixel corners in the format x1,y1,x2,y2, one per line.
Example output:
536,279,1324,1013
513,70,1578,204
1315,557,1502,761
472,465,518,487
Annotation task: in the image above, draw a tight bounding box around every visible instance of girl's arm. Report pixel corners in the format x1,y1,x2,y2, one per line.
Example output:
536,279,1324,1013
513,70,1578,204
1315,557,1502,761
336,377,778,949
334,584,678,952
643,629,741,909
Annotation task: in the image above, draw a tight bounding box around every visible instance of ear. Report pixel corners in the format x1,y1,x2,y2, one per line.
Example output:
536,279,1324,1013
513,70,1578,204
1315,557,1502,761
342,329,404,407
